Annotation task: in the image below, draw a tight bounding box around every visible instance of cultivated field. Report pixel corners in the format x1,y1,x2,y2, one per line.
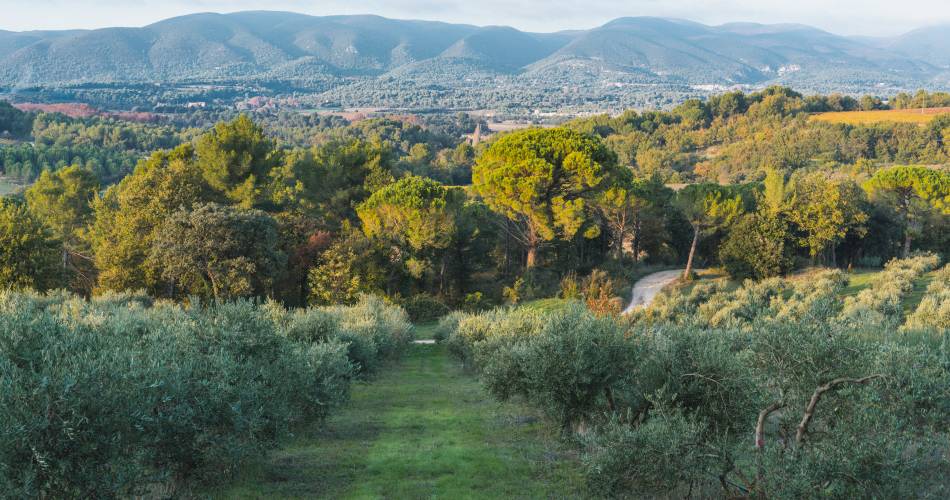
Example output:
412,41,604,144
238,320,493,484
811,107,950,125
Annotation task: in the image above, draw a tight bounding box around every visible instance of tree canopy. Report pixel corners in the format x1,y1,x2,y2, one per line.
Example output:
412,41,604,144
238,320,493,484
473,128,619,267
674,183,743,278
150,203,285,300
0,200,61,290
864,166,950,256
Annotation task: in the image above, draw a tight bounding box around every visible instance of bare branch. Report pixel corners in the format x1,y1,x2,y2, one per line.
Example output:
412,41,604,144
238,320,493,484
795,375,884,445
755,402,785,450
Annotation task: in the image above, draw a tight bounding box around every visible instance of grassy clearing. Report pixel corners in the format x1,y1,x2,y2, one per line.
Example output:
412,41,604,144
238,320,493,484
412,321,439,340
841,269,882,297
811,107,950,125
212,343,586,499
841,268,935,312
520,297,571,313
0,177,24,196
904,273,934,312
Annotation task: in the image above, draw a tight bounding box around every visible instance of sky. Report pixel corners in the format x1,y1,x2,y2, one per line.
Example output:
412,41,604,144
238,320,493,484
1,0,949,36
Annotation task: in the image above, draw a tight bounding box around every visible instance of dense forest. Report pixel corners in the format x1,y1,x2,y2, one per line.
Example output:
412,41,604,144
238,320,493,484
1,87,948,310
1,87,949,496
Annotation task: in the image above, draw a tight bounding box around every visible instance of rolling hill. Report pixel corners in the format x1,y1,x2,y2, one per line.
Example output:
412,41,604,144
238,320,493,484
1,11,948,108
882,24,950,68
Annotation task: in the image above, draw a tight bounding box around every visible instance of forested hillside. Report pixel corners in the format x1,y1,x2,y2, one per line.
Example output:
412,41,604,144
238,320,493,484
1,12,950,110
1,87,947,311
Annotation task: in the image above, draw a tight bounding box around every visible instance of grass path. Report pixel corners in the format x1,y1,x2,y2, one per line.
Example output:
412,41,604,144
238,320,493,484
214,343,585,499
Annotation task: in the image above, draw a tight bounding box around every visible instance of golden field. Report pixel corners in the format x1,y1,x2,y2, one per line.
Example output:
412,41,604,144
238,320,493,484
811,107,950,125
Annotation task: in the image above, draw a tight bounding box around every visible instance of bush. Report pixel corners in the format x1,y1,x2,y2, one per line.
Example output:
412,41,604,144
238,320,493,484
461,291,492,312
719,214,794,280
440,267,950,498
696,277,786,327
839,253,940,327
448,305,636,431
323,295,413,370
0,290,410,496
581,269,623,316
433,311,465,342
559,272,581,299
401,294,450,323
902,264,950,332
583,406,711,497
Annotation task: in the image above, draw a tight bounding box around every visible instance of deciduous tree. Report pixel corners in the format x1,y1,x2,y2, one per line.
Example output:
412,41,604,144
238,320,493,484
0,200,61,290
150,203,285,300
788,172,868,264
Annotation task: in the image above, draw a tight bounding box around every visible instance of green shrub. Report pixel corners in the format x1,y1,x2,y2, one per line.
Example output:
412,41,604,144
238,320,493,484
559,272,581,299
461,291,492,312
484,306,637,431
440,268,950,498
0,290,411,496
401,294,450,323
278,307,340,343
433,311,465,342
839,253,940,327
718,213,795,280
324,295,413,372
583,406,712,498
902,264,950,332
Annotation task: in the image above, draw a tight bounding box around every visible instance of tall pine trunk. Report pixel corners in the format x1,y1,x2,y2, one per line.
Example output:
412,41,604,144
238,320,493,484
684,227,699,279
525,224,540,269
526,246,538,268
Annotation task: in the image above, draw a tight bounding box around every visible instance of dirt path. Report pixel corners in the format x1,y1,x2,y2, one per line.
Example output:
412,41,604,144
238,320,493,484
623,269,684,314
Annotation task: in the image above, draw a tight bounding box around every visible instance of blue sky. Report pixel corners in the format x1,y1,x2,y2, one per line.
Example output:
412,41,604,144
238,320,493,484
1,0,948,36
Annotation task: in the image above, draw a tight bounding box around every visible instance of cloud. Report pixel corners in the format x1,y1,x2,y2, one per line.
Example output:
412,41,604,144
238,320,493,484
1,0,948,36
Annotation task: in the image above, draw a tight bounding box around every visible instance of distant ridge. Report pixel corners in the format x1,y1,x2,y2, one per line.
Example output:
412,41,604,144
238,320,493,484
0,11,947,106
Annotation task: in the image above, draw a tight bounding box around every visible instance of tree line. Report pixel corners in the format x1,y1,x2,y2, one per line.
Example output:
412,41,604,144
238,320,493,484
1,107,947,313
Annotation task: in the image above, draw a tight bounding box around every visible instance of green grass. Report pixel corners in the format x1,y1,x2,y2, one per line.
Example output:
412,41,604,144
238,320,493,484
841,269,882,297
520,297,570,313
840,268,935,313
904,273,934,313
412,321,439,340
211,343,586,499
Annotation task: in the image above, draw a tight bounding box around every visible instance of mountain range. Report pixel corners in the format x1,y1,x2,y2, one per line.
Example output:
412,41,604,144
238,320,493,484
1,11,948,107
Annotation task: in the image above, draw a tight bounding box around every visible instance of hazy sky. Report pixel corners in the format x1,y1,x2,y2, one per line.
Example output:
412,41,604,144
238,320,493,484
1,0,949,36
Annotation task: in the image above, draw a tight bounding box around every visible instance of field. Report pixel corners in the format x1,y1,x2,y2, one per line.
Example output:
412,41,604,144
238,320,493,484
811,107,950,125
0,177,24,196
214,343,585,498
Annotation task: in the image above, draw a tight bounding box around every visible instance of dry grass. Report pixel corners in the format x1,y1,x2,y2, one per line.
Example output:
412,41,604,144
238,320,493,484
811,107,950,125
